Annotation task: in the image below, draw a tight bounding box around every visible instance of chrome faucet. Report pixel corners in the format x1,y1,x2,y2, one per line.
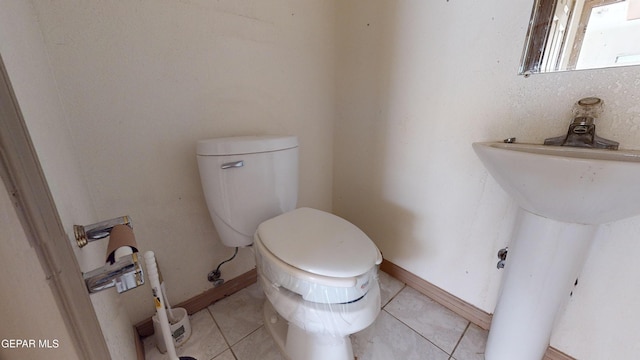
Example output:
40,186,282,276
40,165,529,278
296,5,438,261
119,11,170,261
544,97,619,150
83,253,144,293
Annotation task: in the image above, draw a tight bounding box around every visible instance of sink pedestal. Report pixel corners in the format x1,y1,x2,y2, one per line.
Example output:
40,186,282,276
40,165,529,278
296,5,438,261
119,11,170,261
485,210,596,360
473,141,640,359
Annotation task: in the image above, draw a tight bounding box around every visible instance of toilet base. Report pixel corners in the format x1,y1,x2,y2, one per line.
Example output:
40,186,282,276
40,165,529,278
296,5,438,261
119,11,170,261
263,300,289,359
263,299,354,360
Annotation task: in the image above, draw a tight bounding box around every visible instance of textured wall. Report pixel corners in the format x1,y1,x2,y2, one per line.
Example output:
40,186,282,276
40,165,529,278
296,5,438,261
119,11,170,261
30,0,337,324
13,0,640,358
334,1,640,359
0,1,136,358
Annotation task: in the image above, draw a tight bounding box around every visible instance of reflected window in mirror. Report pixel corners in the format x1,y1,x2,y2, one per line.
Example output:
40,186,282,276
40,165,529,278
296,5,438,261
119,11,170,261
520,0,640,74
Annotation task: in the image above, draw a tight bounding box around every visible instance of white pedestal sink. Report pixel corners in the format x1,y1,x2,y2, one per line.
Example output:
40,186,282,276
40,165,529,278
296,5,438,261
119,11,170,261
473,141,640,360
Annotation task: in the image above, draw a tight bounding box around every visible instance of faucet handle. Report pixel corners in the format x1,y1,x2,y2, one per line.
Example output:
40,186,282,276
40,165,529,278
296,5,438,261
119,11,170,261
573,97,603,119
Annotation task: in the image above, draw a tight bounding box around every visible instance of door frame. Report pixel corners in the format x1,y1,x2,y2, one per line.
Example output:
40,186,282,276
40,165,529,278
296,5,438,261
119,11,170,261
0,54,110,359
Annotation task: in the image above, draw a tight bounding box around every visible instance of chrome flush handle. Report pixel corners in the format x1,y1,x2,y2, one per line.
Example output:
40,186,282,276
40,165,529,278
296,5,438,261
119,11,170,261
221,160,244,169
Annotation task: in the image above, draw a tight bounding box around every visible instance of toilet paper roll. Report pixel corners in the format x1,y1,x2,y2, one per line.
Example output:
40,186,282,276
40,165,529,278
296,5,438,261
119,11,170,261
106,224,139,264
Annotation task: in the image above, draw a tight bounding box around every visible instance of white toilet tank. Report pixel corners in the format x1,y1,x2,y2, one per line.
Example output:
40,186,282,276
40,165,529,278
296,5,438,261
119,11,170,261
196,135,298,247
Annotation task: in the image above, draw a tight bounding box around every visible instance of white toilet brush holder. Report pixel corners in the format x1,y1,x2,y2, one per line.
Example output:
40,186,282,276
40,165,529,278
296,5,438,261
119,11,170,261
145,251,197,360
152,307,191,353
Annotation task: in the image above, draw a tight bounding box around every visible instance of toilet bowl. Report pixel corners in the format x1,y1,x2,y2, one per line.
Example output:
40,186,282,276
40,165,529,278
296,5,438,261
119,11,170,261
260,274,381,360
255,208,382,304
254,208,382,360
196,136,382,360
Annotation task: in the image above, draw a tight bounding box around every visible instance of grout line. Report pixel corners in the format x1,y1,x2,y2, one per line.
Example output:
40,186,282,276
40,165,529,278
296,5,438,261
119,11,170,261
382,308,455,358
381,282,407,309
381,278,459,357
207,301,265,359
448,321,470,360
227,345,239,360
232,325,264,348
205,306,234,355
383,274,478,358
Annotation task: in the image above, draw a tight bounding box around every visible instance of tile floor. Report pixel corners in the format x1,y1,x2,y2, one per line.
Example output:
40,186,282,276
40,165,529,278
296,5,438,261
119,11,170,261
143,271,488,360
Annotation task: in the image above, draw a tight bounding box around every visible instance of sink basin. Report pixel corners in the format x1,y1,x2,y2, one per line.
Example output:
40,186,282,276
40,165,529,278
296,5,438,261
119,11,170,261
473,140,640,359
473,141,640,225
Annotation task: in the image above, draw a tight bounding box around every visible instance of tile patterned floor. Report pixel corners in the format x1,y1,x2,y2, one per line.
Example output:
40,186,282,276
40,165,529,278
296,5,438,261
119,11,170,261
143,271,488,360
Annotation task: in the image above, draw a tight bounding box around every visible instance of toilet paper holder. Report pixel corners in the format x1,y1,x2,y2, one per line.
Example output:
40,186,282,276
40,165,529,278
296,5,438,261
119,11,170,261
74,216,144,294
83,253,144,293
74,215,131,248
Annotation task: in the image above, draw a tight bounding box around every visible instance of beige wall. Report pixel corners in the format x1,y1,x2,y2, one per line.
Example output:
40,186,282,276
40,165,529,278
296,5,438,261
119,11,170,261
334,1,640,359
0,0,136,358
0,182,79,360
8,0,640,359
30,0,337,324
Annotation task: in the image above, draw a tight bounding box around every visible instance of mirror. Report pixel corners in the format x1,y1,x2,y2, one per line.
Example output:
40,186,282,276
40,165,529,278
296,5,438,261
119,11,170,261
520,0,640,74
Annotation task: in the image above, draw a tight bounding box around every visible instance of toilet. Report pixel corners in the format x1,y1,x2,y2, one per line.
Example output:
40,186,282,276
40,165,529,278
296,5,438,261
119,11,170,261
196,135,382,360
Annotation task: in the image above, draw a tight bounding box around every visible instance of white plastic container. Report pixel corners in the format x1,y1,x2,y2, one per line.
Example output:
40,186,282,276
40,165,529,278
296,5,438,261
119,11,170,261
152,307,192,353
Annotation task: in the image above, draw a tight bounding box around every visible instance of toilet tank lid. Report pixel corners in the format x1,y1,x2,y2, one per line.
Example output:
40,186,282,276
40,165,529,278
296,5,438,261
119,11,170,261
256,208,382,278
197,135,298,156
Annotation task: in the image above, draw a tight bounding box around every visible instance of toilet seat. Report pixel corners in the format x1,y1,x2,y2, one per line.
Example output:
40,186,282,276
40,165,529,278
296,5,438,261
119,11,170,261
257,208,382,277
254,208,382,304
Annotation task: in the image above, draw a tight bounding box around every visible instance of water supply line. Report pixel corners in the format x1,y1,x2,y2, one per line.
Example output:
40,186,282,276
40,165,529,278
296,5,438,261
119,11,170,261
208,247,238,287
